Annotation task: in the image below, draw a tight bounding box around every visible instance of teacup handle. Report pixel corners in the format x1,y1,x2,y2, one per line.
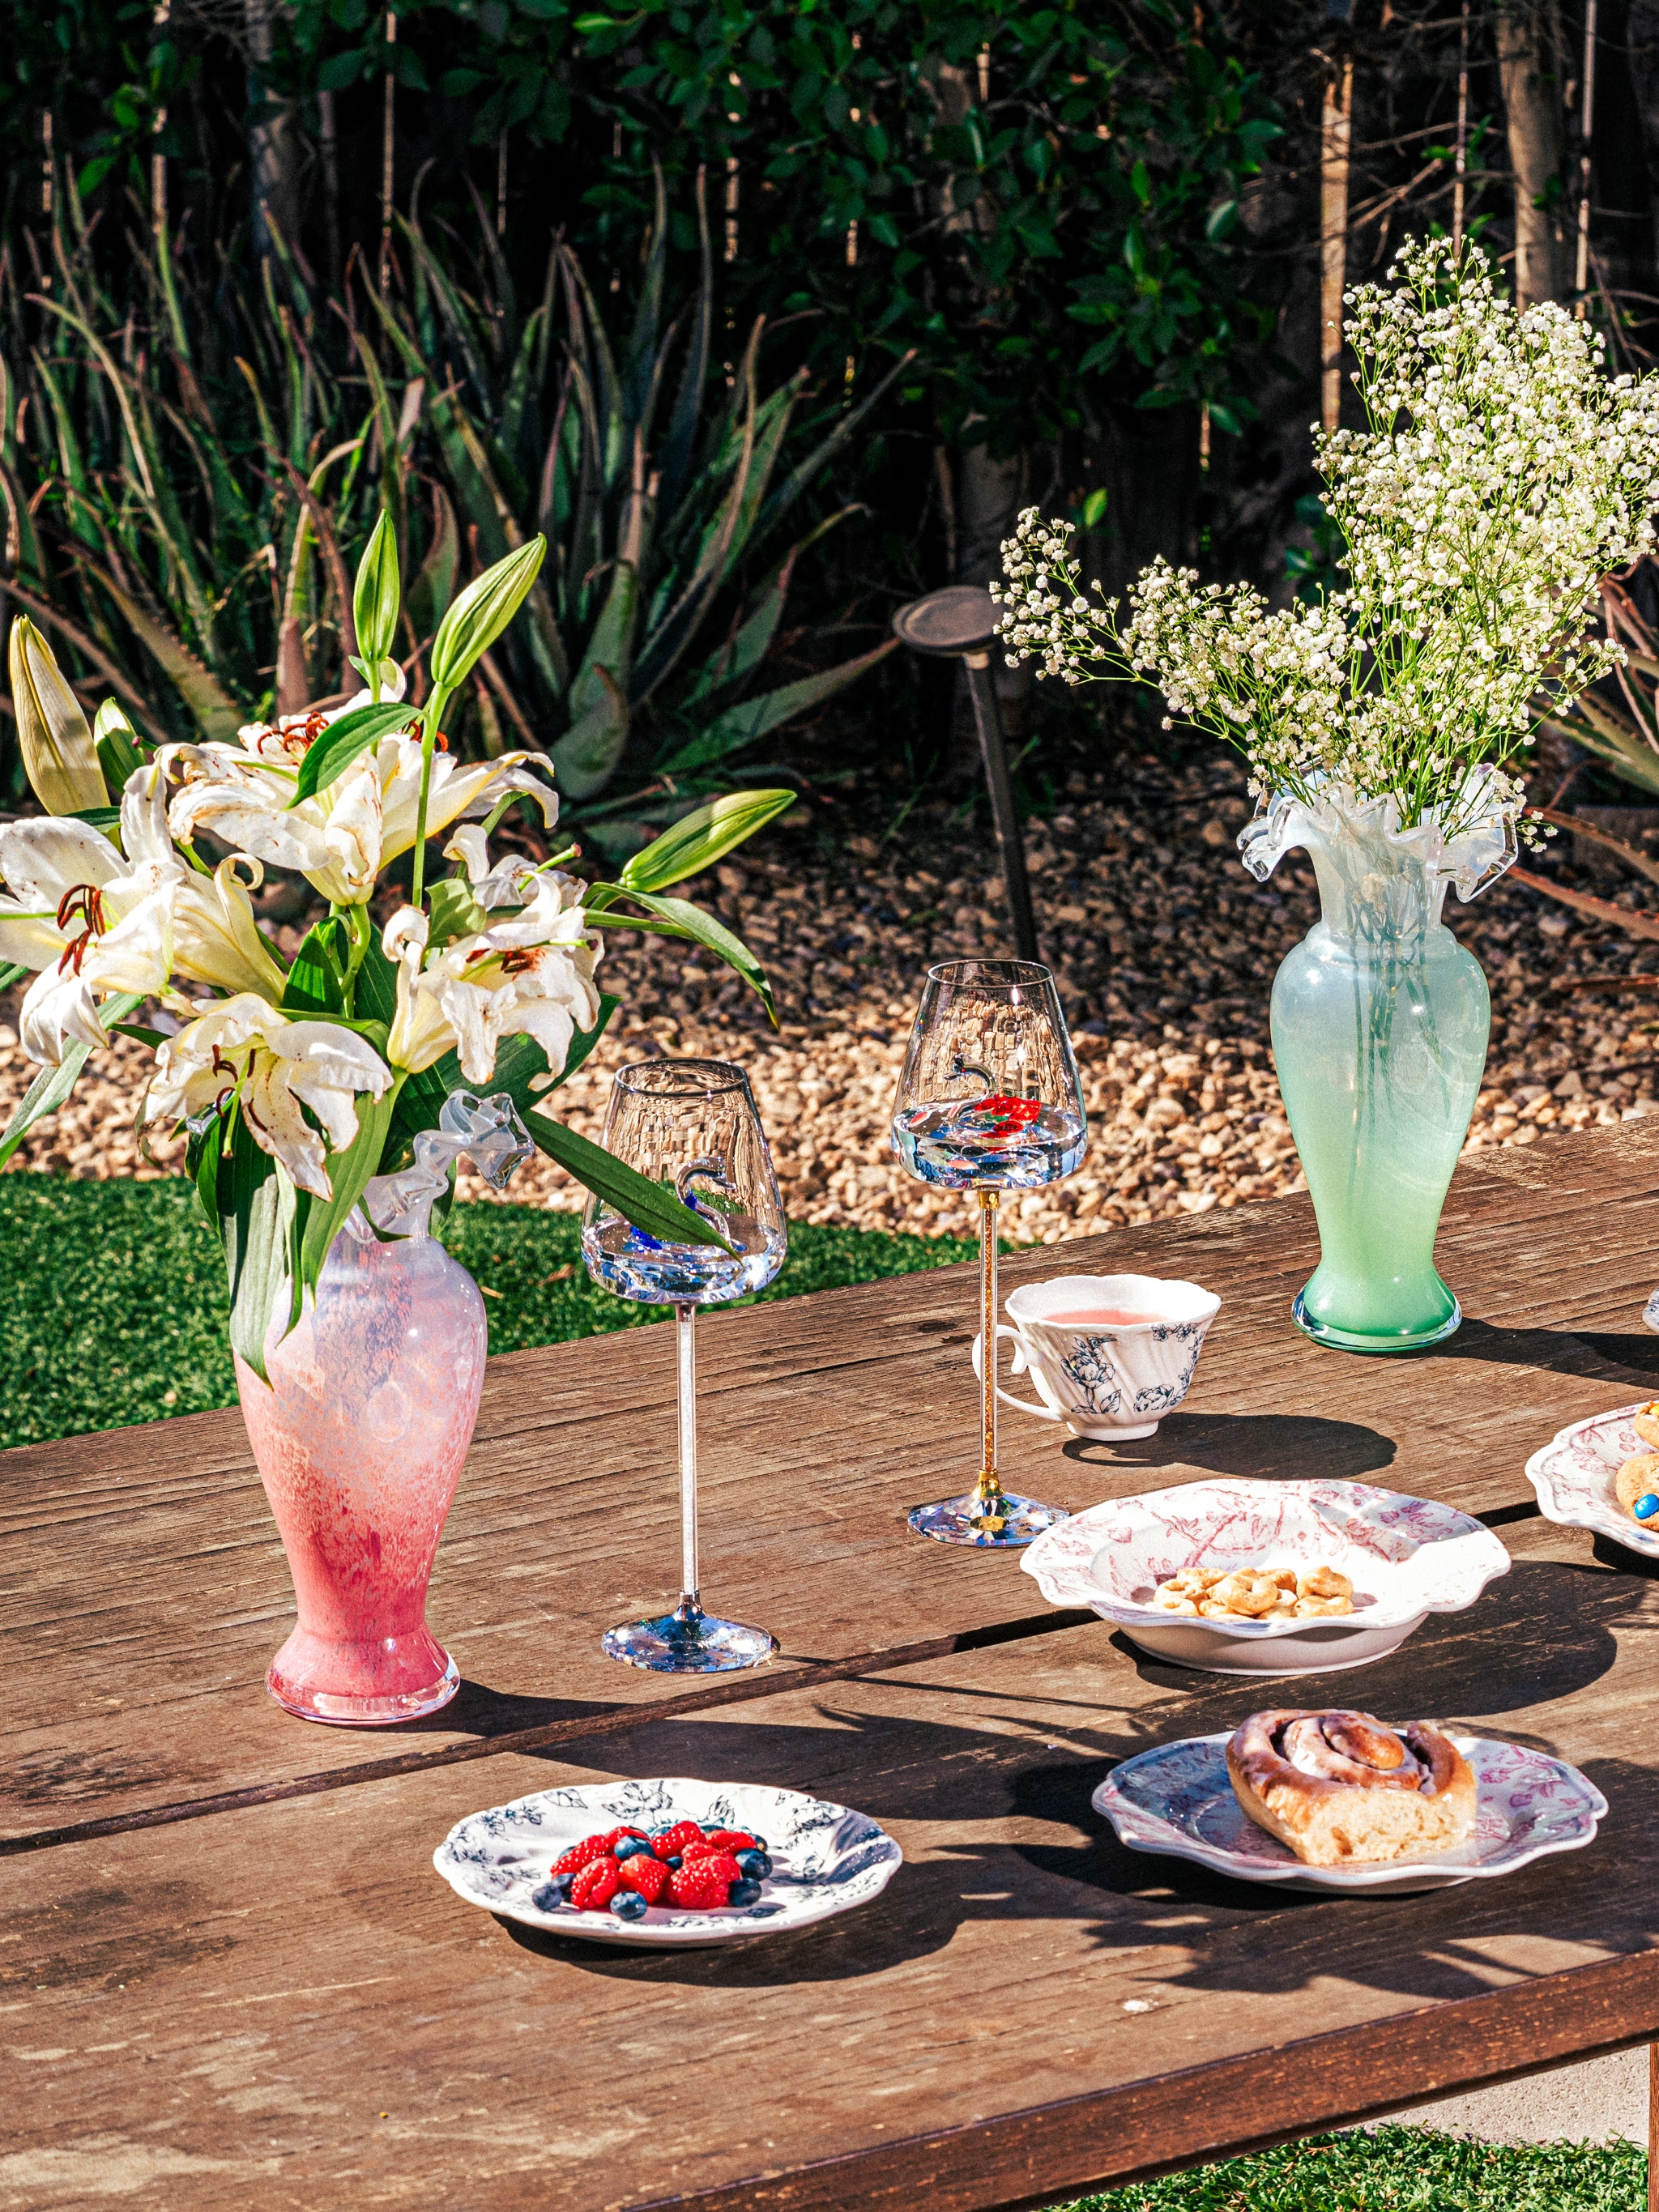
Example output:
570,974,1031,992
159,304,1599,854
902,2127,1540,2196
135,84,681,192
970,1326,1062,1421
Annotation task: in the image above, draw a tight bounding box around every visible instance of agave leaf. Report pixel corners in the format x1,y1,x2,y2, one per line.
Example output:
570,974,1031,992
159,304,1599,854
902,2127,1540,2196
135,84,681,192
407,484,460,640
501,305,544,470
550,663,629,799
659,637,898,774
754,347,919,543
626,165,670,428
403,216,497,416
84,563,246,742
656,178,714,523
352,328,408,559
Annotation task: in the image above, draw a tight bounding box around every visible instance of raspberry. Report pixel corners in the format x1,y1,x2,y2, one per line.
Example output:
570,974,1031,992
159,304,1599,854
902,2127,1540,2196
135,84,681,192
650,1821,706,1862
669,1857,732,1910
699,1828,757,1854
552,1831,621,1879
619,1854,670,1905
569,1856,621,1911
683,1848,743,1889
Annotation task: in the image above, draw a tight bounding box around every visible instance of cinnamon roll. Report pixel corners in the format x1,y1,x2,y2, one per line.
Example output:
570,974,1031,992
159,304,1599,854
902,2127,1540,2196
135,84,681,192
1226,1708,1476,1867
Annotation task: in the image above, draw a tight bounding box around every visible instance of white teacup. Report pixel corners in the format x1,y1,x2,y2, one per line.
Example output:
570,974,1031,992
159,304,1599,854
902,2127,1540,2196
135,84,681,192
971,1272,1221,1443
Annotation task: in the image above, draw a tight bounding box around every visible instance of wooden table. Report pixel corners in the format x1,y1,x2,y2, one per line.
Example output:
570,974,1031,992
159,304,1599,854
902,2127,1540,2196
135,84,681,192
8,1120,1659,2210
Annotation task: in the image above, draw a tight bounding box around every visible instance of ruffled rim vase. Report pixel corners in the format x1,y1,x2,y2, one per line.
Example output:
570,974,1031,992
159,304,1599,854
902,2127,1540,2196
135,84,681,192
1241,772,1518,1355
234,1208,488,1724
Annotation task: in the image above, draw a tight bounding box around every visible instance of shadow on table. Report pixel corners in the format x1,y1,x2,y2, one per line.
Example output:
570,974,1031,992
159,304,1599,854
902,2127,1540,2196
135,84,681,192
1437,1315,1659,1383
484,1555,1640,1994
1061,1411,1396,1482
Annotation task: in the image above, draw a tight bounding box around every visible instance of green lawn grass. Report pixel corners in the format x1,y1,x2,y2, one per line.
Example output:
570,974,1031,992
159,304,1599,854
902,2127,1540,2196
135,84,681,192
1079,2127,1644,2209
0,1171,979,1451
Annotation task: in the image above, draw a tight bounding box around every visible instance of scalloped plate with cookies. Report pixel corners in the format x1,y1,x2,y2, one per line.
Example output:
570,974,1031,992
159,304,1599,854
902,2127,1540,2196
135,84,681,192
1526,1400,1659,1558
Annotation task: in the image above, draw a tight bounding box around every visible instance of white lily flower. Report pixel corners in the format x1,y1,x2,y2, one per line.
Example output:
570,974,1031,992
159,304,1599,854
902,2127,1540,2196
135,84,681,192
164,676,560,906
380,872,600,1086
144,993,394,1200
12,765,288,1065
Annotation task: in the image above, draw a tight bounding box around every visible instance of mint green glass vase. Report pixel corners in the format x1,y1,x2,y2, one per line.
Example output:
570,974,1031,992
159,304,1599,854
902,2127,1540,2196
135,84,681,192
1240,782,1517,1354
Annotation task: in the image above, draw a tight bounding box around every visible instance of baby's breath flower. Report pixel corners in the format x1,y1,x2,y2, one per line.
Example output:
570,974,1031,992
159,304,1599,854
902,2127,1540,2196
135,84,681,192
999,237,1659,842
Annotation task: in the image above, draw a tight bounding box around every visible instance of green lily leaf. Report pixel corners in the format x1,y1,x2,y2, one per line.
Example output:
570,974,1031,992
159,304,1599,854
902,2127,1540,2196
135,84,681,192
591,886,775,1023
525,1110,734,1250
297,1081,403,1303
427,874,492,949
282,917,352,1015
288,701,418,809
222,1117,294,1387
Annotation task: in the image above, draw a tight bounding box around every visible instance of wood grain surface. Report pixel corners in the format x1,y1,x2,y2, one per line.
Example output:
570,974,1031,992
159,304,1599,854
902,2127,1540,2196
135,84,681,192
7,1120,1659,1848
7,1119,1659,2209
5,1511,1657,2212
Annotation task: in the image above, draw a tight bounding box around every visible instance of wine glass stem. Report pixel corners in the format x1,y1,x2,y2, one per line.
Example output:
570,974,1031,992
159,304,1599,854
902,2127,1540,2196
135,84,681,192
676,1302,701,1621
978,1187,1000,1504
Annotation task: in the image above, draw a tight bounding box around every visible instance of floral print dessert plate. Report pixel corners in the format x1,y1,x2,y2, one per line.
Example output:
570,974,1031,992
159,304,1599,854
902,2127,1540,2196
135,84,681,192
1095,1733,1605,1895
1021,1477,1510,1676
433,1777,902,1948
1526,1404,1659,1561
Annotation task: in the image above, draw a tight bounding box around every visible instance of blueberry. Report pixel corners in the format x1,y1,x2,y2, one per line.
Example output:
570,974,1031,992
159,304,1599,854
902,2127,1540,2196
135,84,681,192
666,1855,683,1869
614,1835,653,1861
727,1879,762,1907
1637,1494,1659,1522
734,1849,772,1881
610,1890,650,1921
530,1882,565,1912
748,1834,768,1852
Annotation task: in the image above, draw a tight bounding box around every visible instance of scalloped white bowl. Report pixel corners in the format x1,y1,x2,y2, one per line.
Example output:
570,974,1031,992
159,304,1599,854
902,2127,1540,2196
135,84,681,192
1526,1402,1659,1559
1021,1477,1511,1675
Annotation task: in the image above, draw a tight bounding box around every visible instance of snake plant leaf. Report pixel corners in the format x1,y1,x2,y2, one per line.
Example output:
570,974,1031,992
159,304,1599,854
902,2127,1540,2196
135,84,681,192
7,616,109,815
0,990,143,1170
658,637,899,776
353,510,403,677
287,701,420,808
429,538,548,693
619,790,798,893
524,1110,735,1251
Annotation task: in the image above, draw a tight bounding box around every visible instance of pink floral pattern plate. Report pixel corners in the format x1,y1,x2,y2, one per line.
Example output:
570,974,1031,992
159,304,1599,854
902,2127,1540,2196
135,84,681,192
1526,1404,1659,1559
1021,1478,1510,1675
1094,1733,1606,1894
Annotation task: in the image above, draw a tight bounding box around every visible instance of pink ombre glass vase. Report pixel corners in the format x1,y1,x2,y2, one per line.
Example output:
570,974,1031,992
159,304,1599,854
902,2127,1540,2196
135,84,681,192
234,1213,488,1726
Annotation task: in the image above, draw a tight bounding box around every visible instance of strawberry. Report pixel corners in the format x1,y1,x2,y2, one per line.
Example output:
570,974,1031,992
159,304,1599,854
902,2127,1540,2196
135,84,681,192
669,1857,732,1910
681,1848,743,1889
650,1820,706,1862
570,1856,621,1911
698,1828,758,1854
618,1854,670,1905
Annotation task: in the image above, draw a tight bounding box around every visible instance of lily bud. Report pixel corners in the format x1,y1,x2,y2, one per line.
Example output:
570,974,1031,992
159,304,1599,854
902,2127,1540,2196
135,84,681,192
429,538,546,694
352,511,403,684
8,617,109,816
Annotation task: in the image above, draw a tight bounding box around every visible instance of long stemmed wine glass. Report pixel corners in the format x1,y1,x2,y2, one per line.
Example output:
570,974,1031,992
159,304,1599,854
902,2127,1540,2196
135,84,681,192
581,1059,787,1671
891,961,1087,1545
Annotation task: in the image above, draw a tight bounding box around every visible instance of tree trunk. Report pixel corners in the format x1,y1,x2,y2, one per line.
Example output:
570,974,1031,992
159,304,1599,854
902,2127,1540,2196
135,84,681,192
1497,0,1567,305
245,0,299,267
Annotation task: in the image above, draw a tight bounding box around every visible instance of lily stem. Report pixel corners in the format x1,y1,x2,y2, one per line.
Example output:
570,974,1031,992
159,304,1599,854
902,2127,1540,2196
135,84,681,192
407,681,452,911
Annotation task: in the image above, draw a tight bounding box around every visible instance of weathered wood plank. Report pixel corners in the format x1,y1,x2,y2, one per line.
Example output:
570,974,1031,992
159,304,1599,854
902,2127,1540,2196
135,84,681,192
6,1119,1659,1844
5,1511,1656,2212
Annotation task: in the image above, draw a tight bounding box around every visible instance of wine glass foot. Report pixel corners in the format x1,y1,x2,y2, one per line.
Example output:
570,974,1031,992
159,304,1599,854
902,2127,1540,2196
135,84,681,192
907,1490,1069,1548
602,1608,777,1673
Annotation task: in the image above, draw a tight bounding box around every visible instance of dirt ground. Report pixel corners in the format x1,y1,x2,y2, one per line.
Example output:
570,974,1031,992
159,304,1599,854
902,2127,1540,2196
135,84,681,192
5,739,1657,1242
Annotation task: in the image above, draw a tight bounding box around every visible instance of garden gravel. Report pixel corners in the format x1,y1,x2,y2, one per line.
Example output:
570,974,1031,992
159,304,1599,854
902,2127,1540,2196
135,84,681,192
6,747,1658,1242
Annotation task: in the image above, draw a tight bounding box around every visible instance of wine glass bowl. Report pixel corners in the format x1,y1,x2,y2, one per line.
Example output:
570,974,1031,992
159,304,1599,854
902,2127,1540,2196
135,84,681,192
891,961,1086,1547
582,1059,784,1673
